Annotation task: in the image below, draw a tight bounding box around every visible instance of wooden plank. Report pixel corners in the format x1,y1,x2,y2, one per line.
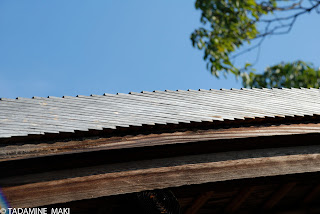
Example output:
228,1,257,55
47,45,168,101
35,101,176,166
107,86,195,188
2,152,320,207
262,182,297,210
3,123,320,162
3,145,320,187
184,191,214,214
224,186,255,214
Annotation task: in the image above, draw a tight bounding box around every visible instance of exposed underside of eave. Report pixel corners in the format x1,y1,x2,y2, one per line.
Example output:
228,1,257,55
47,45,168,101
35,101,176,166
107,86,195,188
2,122,320,207
2,121,320,162
38,172,320,214
3,145,320,207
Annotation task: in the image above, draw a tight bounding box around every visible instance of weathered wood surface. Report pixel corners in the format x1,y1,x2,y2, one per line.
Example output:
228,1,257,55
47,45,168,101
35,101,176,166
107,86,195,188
3,145,320,187
2,123,320,162
3,146,320,207
2,88,320,139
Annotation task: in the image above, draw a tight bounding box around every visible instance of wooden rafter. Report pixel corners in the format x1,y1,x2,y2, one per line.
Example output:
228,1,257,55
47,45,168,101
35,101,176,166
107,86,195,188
184,191,214,214
224,186,255,214
262,182,297,210
302,183,320,205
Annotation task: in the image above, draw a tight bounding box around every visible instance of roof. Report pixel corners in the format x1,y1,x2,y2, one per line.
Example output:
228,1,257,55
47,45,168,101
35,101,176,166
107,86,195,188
1,88,320,139
3,88,320,209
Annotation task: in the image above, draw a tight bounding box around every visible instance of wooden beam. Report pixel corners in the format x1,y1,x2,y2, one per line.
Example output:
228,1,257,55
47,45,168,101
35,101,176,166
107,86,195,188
184,191,214,214
3,145,320,187
224,186,255,214
302,183,320,205
262,182,297,210
2,150,320,207
2,123,320,162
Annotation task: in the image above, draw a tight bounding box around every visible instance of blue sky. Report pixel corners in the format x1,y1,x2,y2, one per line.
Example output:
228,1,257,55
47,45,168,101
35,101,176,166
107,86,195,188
1,1,319,98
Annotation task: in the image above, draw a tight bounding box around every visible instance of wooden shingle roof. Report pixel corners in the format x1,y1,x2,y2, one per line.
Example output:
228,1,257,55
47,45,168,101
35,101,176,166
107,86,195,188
1,88,320,139
2,88,320,211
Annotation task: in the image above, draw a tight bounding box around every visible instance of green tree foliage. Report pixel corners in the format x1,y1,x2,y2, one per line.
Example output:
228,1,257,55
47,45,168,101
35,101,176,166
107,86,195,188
242,61,320,88
192,0,320,87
